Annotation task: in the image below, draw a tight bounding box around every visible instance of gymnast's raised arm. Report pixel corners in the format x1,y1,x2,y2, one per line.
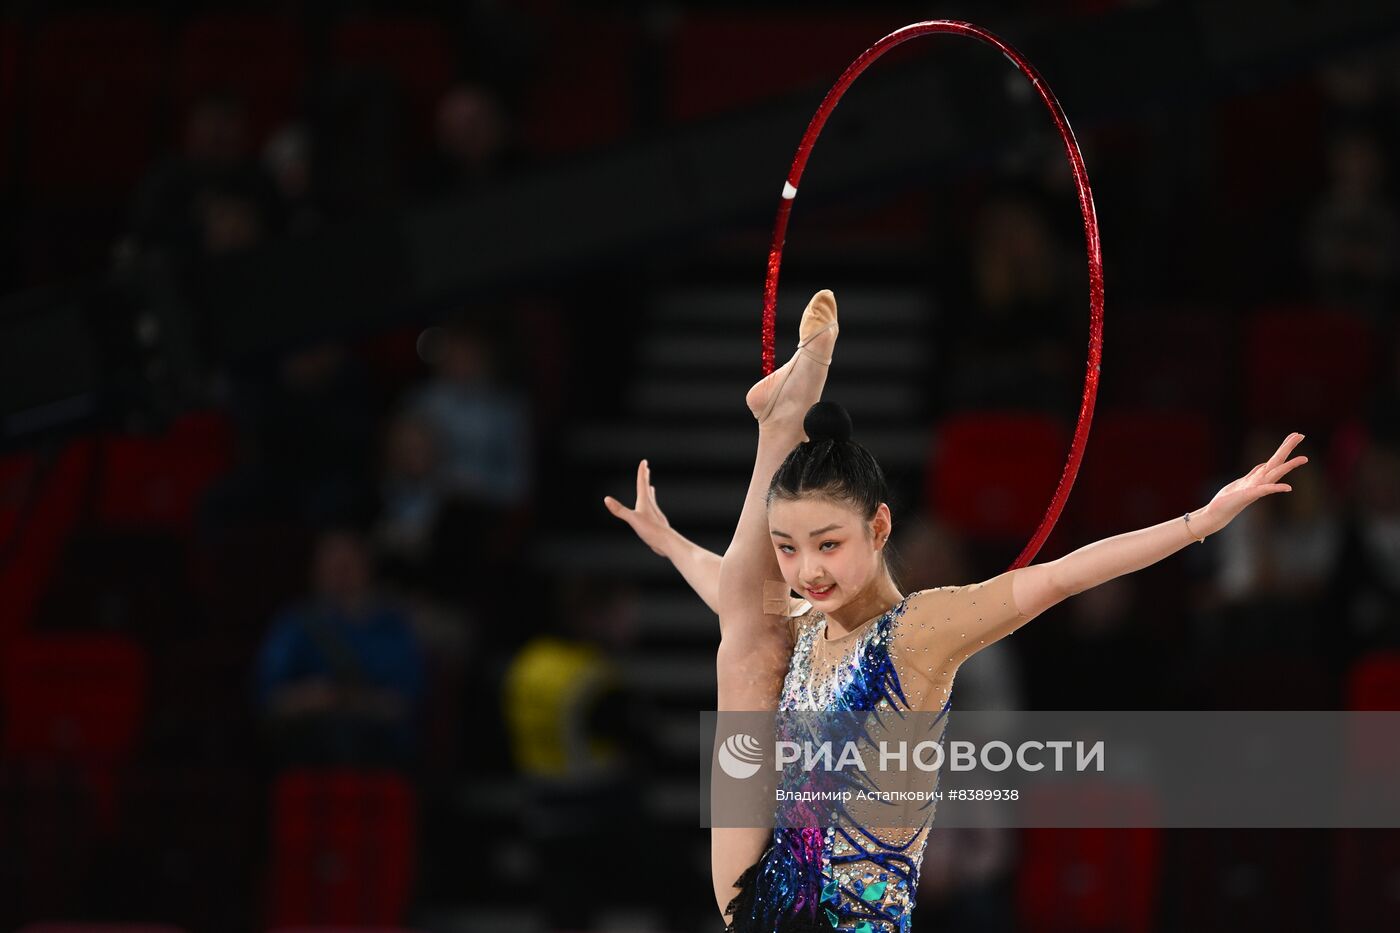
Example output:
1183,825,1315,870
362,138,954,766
604,458,724,615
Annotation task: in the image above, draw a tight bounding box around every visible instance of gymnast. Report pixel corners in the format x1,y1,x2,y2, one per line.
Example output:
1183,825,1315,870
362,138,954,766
605,288,1309,931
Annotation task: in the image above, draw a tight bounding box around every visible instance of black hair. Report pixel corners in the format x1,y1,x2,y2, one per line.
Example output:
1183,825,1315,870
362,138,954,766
767,401,905,589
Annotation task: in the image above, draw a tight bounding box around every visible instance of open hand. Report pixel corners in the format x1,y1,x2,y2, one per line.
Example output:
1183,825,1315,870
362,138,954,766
603,459,674,557
1200,432,1309,534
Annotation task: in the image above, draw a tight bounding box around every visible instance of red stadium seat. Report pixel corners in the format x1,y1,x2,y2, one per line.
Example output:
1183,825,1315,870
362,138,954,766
1110,306,1234,412
519,17,638,155
0,439,98,643
1344,652,1400,712
666,12,910,122
1016,782,1161,933
0,633,148,761
1243,307,1377,428
25,13,164,193
269,771,417,927
330,15,455,149
1215,80,1325,218
925,411,1070,542
174,13,305,146
1332,653,1400,930
1342,652,1400,782
1076,409,1216,537
94,410,236,533
0,633,149,830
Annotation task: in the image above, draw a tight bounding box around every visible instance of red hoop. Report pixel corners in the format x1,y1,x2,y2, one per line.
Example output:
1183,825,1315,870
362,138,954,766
760,19,1103,568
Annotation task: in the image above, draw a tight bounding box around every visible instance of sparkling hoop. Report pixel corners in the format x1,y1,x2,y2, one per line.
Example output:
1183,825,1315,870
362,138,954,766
759,20,1104,568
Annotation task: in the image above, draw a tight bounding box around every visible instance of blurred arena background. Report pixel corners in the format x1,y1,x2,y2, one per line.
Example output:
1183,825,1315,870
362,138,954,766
1,1,1399,931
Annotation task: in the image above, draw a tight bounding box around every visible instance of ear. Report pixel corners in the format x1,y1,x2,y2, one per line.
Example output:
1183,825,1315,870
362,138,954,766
871,502,893,547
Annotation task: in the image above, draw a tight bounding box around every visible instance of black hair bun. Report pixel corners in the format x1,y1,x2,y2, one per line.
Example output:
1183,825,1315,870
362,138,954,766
804,401,853,443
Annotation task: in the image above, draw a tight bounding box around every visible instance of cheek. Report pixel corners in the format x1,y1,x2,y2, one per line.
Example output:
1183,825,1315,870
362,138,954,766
836,548,874,581
827,550,857,581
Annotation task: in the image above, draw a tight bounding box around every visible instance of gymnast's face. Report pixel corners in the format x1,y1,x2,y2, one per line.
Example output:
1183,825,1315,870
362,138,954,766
768,495,890,610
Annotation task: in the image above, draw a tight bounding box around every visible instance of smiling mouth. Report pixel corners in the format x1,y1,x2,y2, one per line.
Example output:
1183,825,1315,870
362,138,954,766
806,584,835,598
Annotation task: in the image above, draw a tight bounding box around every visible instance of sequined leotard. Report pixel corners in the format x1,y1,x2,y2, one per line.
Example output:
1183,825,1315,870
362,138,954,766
724,571,1028,933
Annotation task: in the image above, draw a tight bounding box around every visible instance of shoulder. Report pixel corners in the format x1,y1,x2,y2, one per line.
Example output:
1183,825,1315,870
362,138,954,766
904,571,1025,621
893,569,1038,666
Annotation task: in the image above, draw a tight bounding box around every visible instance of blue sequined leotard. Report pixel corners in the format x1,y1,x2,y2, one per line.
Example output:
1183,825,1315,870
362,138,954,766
724,571,1027,933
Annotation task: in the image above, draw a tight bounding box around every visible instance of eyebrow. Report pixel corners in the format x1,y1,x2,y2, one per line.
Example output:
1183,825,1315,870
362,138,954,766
770,523,844,539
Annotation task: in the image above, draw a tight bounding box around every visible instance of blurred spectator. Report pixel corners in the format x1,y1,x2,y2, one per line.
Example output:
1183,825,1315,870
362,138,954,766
1318,47,1396,138
417,82,519,199
262,122,323,235
1190,427,1342,660
504,574,659,929
1212,426,1343,651
940,185,1080,411
124,92,282,261
503,575,638,779
199,188,264,254
254,525,426,768
376,410,445,578
1301,128,1400,317
398,318,533,614
406,318,532,507
1323,437,1400,668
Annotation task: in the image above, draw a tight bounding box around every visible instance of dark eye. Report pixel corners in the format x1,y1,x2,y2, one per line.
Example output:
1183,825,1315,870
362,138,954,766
820,541,838,551
778,544,795,554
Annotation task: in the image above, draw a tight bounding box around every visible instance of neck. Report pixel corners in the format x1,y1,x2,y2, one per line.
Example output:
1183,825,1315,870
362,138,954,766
824,568,902,636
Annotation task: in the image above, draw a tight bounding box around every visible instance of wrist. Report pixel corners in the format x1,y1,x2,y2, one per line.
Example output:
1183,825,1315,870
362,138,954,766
1187,505,1221,540
659,526,686,561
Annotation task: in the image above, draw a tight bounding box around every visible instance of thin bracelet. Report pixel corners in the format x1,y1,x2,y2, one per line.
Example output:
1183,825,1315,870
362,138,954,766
1183,511,1206,543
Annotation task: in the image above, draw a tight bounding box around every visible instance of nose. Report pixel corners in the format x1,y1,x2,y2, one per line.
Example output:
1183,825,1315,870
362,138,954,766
801,558,825,585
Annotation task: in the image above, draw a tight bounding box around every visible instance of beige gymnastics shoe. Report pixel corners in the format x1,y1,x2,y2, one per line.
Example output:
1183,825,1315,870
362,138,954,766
745,289,840,425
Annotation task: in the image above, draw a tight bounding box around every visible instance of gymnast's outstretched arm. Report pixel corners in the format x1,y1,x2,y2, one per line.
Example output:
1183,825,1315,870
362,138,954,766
605,458,723,614
900,432,1310,672
1049,432,1308,595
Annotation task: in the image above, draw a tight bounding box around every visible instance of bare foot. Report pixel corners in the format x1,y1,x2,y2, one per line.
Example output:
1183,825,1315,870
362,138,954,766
745,289,840,425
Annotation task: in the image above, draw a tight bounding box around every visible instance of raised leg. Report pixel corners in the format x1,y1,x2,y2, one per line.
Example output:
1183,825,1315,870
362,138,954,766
711,289,839,921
